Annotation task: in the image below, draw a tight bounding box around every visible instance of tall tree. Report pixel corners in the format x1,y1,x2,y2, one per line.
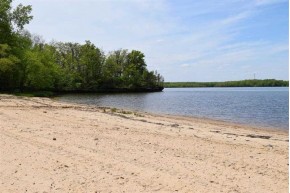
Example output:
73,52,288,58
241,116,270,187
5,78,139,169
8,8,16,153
0,0,33,90
127,50,146,73
79,41,104,89
123,50,147,88
0,0,33,44
102,49,128,88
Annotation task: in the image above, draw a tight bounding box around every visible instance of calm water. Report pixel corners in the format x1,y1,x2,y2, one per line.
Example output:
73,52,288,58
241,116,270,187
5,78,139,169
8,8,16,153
57,87,289,130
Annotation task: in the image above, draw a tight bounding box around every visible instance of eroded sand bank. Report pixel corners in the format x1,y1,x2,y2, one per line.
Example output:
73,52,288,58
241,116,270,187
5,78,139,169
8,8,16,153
0,94,288,193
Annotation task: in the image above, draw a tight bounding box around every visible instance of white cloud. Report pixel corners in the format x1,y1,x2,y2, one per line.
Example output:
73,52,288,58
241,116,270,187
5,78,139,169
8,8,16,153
255,0,288,6
221,11,252,25
181,63,190,68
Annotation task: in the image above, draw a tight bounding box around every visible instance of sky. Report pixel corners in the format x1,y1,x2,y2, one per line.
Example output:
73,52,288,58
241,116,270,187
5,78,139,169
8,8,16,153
13,0,289,82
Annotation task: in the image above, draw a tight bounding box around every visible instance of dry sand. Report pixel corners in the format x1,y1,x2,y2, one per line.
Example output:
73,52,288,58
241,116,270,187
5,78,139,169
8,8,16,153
0,94,288,193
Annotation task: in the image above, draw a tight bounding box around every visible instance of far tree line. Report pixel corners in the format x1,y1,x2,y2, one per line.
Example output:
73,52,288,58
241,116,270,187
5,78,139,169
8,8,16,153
164,79,289,88
0,0,164,92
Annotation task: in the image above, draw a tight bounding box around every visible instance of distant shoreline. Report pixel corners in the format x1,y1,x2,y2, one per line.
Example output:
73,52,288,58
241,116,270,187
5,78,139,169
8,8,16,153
164,79,289,88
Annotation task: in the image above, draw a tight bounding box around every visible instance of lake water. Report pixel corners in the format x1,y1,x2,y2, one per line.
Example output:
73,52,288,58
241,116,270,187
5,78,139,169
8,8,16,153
57,87,289,130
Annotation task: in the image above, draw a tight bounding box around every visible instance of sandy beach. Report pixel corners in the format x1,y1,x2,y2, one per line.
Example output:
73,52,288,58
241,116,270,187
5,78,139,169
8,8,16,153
0,94,288,193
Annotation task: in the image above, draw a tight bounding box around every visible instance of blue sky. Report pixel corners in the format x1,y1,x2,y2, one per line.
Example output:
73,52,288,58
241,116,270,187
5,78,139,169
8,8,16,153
14,0,289,81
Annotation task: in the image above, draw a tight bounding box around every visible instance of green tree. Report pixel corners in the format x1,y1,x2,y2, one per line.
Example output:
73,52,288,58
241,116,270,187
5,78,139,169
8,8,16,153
102,49,128,88
0,0,33,90
0,44,19,89
122,50,147,88
79,41,104,89
127,50,146,73
0,0,32,44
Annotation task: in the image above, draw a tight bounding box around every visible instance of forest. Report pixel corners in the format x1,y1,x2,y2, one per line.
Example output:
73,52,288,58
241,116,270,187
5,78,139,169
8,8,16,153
0,0,164,94
164,79,289,88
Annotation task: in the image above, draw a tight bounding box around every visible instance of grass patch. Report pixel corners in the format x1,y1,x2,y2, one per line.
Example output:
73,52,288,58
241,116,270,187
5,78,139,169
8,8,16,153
120,110,133,114
134,112,144,117
111,108,117,113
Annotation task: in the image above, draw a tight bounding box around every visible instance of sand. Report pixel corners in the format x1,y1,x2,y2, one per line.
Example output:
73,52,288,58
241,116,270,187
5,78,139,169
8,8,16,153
0,94,288,193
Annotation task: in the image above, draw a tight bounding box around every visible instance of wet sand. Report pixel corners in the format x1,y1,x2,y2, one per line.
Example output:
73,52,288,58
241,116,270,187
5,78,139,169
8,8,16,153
0,94,288,192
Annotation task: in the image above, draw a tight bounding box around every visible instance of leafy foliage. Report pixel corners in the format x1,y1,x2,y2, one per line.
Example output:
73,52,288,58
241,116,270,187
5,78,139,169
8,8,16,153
0,1,164,92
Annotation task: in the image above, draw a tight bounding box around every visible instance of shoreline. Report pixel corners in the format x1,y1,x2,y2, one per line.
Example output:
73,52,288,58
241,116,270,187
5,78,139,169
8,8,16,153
142,111,288,134
109,106,289,133
57,97,289,133
147,111,289,134
0,94,288,192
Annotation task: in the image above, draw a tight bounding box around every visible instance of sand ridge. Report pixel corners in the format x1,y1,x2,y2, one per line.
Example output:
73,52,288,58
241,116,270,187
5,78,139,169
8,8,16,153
0,94,288,192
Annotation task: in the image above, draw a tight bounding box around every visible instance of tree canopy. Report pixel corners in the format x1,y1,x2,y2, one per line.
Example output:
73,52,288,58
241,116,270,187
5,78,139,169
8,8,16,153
0,1,164,92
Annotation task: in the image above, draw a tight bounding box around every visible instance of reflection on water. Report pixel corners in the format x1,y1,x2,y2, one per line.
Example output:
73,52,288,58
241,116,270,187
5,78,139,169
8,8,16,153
57,87,289,130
